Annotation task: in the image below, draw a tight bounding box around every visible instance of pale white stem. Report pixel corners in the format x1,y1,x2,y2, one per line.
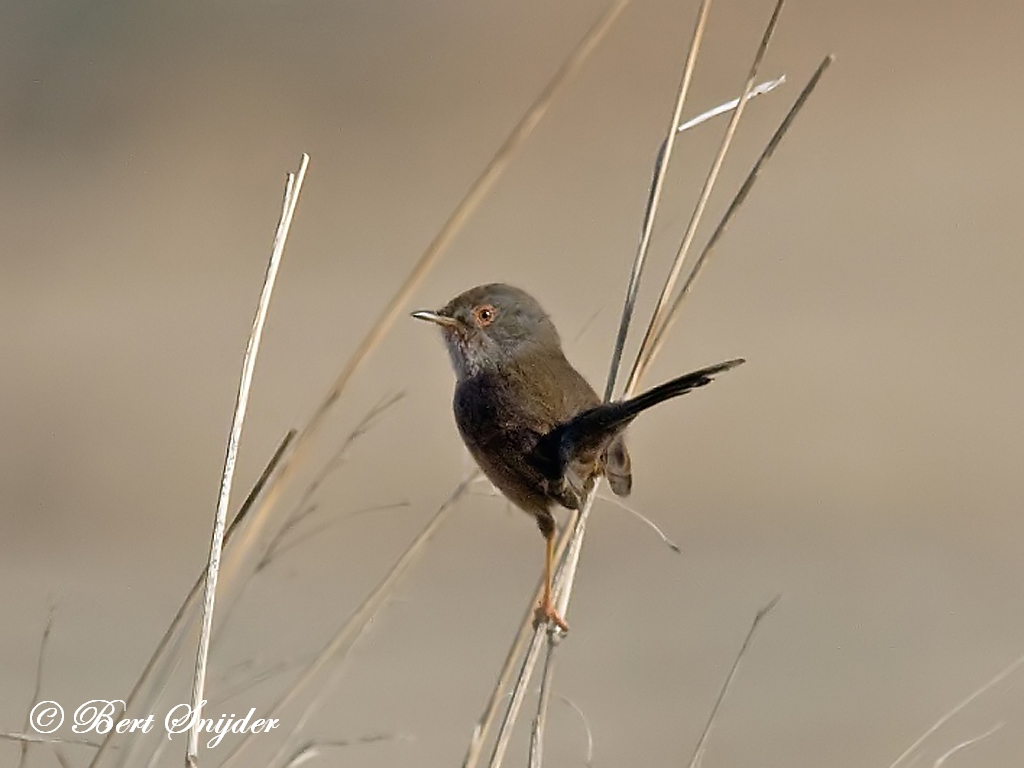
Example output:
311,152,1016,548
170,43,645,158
604,0,712,400
280,734,401,768
676,75,785,133
523,3,787,765
685,596,780,768
528,639,558,768
461,522,576,768
557,696,595,767
18,608,55,768
597,491,682,552
931,723,1003,768
219,474,476,768
886,652,1024,768
487,501,593,768
0,733,100,749
184,152,308,767
625,0,786,395
647,55,833,366
88,431,295,768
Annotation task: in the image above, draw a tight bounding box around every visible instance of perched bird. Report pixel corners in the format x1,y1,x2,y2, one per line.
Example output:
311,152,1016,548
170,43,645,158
413,284,743,631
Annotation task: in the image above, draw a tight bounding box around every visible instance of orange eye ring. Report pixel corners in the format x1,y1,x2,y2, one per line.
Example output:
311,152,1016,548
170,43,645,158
473,304,497,326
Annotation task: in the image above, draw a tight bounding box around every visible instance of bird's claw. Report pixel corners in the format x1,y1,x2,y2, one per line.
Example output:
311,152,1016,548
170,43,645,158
534,598,569,633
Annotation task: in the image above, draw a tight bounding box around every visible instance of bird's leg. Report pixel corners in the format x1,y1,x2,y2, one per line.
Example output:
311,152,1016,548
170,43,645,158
535,529,569,633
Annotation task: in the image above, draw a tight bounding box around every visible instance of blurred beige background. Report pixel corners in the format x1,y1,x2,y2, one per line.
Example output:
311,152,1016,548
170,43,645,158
2,0,1023,766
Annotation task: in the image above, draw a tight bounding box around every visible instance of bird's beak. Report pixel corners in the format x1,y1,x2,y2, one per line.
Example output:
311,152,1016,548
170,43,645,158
411,310,462,329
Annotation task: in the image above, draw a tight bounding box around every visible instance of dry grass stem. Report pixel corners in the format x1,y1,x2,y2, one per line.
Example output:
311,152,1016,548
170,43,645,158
557,696,595,767
685,595,780,768
297,0,630,436
676,75,785,133
87,431,295,768
261,501,411,568
191,8,632,728
487,501,592,768
625,0,785,395
474,5,732,762
596,491,682,553
209,660,293,709
932,723,1003,768
17,606,54,768
648,54,833,363
461,516,577,768
219,474,477,768
886,651,1024,768
258,392,405,570
185,152,308,768
528,636,559,768
280,734,402,768
519,4,790,764
604,0,712,401
0,733,101,749
103,10,621,762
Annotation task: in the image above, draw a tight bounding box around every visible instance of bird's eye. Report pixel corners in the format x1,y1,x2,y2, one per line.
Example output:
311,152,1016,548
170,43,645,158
473,304,497,326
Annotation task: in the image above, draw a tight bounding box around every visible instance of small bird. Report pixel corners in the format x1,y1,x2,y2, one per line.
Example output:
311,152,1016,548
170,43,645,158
413,284,743,631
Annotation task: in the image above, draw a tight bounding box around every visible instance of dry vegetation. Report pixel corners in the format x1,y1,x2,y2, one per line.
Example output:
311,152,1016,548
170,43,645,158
8,2,1003,767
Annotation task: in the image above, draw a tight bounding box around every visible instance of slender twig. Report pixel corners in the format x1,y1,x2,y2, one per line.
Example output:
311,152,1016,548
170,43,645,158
177,12,632,752
685,595,780,768
103,10,622,762
517,5,788,766
932,723,1003,768
646,55,833,366
596,491,682,553
209,659,293,709
461,518,577,768
676,75,785,133
0,733,101,749
86,430,295,768
260,501,410,568
219,474,477,768
185,152,308,768
488,501,593,768
18,606,55,768
528,635,559,768
886,651,1024,768
258,392,405,569
604,0,712,401
470,7,724,764
281,734,403,768
625,0,786,395
558,696,595,767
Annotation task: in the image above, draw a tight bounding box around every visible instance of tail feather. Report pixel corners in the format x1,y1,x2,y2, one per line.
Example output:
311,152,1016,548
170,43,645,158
536,358,745,485
572,358,744,441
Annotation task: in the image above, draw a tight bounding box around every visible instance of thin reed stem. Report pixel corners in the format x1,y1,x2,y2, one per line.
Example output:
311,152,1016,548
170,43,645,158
528,636,559,768
685,596,780,768
646,55,833,366
185,9,632,734
220,474,477,768
461,515,578,768
18,608,55,768
185,152,308,767
886,651,1024,768
516,5,789,766
87,431,295,768
604,0,712,401
625,0,786,396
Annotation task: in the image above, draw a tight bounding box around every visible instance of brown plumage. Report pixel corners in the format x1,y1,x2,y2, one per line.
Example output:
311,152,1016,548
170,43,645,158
413,283,743,630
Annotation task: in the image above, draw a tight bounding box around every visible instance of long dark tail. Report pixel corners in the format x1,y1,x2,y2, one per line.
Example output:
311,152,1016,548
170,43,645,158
614,358,745,427
553,358,745,460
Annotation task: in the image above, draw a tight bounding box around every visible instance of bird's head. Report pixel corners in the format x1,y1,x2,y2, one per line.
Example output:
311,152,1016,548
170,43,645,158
412,283,561,380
